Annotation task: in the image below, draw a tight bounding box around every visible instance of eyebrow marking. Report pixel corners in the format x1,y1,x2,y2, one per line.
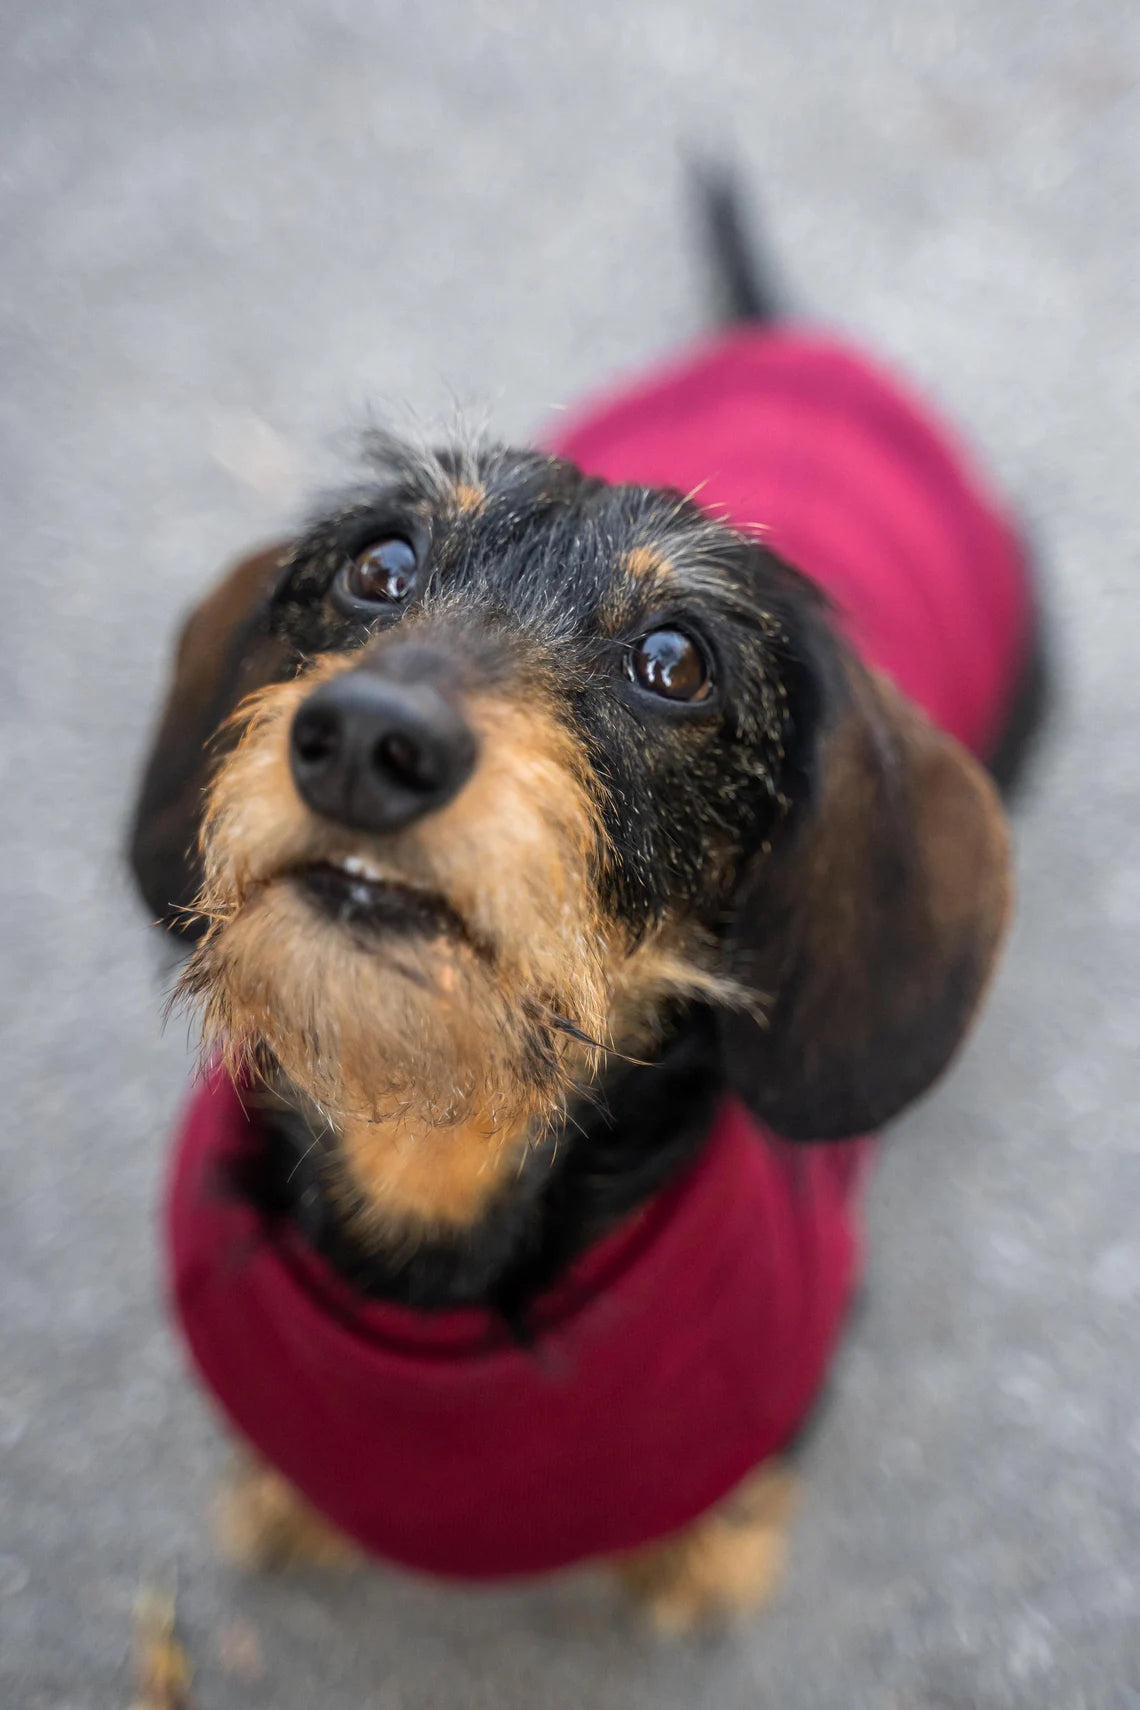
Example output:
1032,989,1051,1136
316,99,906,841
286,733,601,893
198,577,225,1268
453,481,485,515
624,544,671,581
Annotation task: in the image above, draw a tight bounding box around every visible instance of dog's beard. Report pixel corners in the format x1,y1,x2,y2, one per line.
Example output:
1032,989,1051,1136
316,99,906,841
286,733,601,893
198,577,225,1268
178,666,753,1160
176,667,614,1136
181,877,585,1131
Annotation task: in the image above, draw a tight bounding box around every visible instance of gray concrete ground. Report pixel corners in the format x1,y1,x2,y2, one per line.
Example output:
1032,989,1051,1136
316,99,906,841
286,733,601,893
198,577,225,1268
2,3,1139,1705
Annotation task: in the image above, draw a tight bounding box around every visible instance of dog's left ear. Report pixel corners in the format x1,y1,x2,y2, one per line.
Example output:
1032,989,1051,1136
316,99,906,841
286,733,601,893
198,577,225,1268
129,542,293,936
718,656,1012,1140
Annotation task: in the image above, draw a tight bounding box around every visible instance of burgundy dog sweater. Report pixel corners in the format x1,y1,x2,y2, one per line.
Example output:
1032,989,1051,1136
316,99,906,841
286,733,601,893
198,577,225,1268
167,326,1031,1579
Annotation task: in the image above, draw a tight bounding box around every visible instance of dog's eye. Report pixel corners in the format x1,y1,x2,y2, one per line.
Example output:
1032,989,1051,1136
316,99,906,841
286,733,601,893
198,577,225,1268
627,628,712,702
343,537,419,604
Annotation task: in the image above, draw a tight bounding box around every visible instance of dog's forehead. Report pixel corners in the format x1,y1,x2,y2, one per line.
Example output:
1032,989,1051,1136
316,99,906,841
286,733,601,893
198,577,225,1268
421,442,738,607
279,435,767,653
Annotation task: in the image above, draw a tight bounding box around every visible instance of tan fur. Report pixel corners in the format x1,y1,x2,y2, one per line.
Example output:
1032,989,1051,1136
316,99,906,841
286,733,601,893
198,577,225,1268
624,543,671,581
329,929,754,1235
214,1448,359,1572
607,924,762,1057
453,481,485,514
338,1109,532,1234
613,1460,799,1632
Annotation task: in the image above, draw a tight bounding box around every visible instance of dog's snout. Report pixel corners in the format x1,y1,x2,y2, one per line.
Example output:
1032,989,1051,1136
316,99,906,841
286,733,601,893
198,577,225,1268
290,670,477,833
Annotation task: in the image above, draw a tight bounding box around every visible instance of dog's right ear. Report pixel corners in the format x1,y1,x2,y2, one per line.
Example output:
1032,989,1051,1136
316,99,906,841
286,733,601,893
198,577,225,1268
129,543,293,937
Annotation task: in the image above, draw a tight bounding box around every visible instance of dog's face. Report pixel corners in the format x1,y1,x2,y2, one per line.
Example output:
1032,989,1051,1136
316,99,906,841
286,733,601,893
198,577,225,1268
133,437,1011,1233
177,442,817,1136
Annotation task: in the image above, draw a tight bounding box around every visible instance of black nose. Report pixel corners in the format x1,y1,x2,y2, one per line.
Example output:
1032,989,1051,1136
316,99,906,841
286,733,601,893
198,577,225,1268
290,670,477,833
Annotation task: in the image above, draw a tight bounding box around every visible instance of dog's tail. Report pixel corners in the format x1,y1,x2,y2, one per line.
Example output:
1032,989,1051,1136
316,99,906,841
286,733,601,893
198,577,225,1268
690,162,1049,800
690,162,782,324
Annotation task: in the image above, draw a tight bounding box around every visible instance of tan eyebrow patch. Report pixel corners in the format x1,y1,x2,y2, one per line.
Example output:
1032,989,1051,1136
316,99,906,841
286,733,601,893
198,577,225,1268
453,481,485,515
624,544,672,581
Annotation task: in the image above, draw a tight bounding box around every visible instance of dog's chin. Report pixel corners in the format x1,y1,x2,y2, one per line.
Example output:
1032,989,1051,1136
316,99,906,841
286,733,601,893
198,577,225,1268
182,872,567,1133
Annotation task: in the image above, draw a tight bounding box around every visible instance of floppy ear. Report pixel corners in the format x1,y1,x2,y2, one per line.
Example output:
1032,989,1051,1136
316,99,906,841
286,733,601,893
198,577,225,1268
719,658,1013,1140
129,543,293,936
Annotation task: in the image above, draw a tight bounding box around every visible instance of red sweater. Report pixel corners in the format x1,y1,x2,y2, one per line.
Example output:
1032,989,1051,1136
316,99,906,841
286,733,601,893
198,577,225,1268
167,327,1030,1579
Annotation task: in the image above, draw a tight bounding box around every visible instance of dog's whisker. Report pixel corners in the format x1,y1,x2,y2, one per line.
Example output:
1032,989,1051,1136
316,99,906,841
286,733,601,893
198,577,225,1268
542,1011,651,1068
286,1133,328,1185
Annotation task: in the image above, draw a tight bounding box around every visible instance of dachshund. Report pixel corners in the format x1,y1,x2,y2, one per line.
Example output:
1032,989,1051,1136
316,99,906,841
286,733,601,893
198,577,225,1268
130,178,1036,1629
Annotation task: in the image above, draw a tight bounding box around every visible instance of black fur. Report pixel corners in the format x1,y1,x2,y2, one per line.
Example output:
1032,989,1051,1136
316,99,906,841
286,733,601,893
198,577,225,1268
691,161,782,323
269,444,829,934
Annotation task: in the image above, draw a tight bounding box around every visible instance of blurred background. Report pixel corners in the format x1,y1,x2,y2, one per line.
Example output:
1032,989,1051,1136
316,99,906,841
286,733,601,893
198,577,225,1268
2,2,1139,1706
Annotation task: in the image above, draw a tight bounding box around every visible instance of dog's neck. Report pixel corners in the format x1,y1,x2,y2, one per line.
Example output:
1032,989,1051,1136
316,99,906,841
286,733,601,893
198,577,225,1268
238,1005,724,1326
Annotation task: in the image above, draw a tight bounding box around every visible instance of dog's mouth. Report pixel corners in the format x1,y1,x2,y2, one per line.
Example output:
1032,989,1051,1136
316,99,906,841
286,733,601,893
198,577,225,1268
291,855,467,942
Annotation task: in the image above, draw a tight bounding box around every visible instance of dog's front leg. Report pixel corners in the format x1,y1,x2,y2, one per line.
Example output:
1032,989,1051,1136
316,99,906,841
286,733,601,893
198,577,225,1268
213,1446,360,1572
612,1459,799,1632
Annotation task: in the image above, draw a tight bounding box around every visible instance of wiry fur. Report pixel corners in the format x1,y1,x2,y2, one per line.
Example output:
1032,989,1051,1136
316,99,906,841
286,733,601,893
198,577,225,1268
149,430,1012,1304
177,545,764,1238
181,652,610,1136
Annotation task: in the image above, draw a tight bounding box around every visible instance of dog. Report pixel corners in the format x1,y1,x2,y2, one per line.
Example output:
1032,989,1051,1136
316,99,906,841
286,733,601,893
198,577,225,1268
130,179,1037,1629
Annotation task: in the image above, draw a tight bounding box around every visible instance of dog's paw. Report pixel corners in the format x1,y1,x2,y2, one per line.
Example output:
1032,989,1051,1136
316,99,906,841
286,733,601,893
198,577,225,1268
613,1461,799,1634
212,1449,360,1573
